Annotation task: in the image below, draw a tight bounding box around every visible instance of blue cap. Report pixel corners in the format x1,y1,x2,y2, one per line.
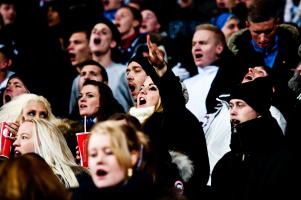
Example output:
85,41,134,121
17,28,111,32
211,12,237,29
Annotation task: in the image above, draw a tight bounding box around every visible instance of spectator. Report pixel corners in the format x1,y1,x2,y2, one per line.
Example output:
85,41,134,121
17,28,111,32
211,12,240,41
128,35,210,200
77,80,124,129
0,41,14,96
211,77,300,200
69,60,108,117
13,118,87,188
89,18,131,112
184,24,242,122
114,5,146,64
0,153,71,200
1,73,29,105
228,0,299,118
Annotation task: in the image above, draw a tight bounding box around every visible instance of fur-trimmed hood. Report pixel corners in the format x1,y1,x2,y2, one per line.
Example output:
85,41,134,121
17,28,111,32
169,150,194,183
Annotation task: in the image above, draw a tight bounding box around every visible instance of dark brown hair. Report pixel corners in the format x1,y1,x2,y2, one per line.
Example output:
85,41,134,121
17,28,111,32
0,153,71,200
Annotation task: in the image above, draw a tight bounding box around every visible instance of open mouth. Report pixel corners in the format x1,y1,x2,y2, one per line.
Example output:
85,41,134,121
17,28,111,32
244,75,253,81
195,53,203,58
79,104,87,109
139,97,146,105
128,84,136,92
4,95,11,103
69,53,76,59
14,150,21,157
93,38,101,45
96,169,107,177
231,119,240,127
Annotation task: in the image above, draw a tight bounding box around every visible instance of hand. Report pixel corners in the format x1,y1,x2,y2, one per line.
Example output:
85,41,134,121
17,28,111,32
4,122,19,140
75,146,81,162
146,34,166,69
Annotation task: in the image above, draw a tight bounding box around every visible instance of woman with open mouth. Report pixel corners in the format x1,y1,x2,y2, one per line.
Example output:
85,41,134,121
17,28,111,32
128,35,210,200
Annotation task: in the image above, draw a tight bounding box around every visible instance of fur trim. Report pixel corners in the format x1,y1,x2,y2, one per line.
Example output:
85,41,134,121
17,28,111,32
169,150,194,182
129,106,155,124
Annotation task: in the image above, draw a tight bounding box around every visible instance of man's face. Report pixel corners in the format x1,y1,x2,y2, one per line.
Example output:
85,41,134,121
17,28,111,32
67,32,91,66
247,18,277,49
191,29,223,68
79,65,104,89
140,9,160,34
3,77,29,104
229,99,258,127
114,7,137,38
221,17,240,41
0,3,16,25
89,23,115,56
242,66,268,83
126,61,147,101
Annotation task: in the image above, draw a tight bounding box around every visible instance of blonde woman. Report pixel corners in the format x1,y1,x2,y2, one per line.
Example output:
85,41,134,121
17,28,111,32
0,93,58,137
13,118,87,188
72,120,157,200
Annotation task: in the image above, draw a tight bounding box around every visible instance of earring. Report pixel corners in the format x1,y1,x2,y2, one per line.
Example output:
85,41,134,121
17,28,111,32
127,168,133,178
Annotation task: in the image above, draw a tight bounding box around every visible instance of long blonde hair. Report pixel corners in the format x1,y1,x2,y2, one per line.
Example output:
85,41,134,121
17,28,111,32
27,118,83,188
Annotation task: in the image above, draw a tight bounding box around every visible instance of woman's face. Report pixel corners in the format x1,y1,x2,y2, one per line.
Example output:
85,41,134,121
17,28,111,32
137,76,160,108
13,121,35,156
88,133,125,188
78,84,100,117
3,77,29,104
22,101,48,121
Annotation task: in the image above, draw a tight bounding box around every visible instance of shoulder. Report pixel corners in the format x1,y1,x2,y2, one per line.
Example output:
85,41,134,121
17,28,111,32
227,28,250,55
183,74,201,86
278,23,300,42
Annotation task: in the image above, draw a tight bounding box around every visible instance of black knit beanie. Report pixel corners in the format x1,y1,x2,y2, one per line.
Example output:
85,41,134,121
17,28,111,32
230,77,273,115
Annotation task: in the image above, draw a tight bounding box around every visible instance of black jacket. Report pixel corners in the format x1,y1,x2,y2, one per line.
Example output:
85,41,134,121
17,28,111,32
211,115,300,200
142,64,210,200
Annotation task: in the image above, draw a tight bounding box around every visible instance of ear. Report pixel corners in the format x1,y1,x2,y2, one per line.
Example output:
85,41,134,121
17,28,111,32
245,20,250,28
0,58,11,70
130,150,139,166
133,20,140,29
110,40,117,49
215,44,224,55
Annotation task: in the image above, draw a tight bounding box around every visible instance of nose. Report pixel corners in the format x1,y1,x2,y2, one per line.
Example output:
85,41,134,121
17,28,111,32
13,137,19,147
79,95,86,103
258,33,268,43
140,87,147,95
248,68,254,73
233,26,239,32
126,72,133,81
95,153,105,164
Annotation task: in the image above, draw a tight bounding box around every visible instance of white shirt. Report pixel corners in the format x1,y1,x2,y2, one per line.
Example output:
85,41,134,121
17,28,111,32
184,66,218,122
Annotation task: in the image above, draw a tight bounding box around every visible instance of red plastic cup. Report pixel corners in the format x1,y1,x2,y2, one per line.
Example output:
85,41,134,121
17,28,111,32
76,132,90,168
0,122,14,159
